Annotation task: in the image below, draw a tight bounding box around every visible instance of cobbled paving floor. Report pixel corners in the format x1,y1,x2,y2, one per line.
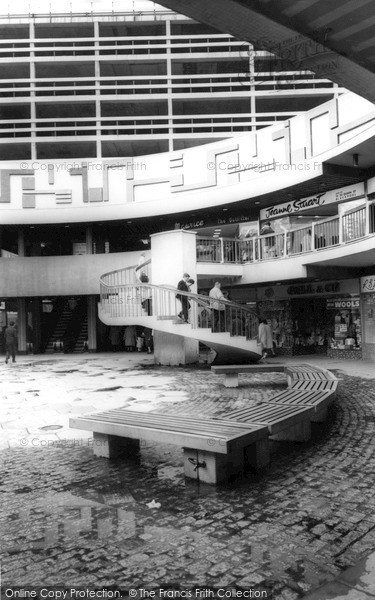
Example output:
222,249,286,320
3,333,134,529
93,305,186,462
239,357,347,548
1,357,375,599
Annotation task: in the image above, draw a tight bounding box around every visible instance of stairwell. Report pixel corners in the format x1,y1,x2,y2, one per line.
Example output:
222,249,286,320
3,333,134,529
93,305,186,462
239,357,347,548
44,298,88,354
44,302,73,353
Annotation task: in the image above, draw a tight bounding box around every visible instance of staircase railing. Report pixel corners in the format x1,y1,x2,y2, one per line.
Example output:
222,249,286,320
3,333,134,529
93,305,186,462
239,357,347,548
99,279,259,341
101,256,151,287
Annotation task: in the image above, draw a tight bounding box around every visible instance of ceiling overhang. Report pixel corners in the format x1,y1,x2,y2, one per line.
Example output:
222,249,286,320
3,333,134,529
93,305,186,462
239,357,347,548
158,0,375,103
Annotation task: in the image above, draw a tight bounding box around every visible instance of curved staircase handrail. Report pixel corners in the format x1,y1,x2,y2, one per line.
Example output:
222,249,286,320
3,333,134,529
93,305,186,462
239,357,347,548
101,257,151,286
134,257,152,273
101,265,137,281
99,280,260,343
100,279,259,320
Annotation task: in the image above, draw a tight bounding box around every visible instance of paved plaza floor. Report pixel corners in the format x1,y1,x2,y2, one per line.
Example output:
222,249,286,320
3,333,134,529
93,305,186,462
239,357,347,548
1,352,375,599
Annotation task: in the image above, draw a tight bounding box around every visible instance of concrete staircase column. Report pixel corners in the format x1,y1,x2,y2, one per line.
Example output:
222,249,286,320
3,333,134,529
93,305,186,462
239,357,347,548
150,229,199,365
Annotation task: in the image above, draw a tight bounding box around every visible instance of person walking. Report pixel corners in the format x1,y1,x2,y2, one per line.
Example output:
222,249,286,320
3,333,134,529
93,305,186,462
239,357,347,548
260,220,275,258
5,321,17,364
123,325,137,351
209,281,226,332
258,319,275,359
176,273,190,323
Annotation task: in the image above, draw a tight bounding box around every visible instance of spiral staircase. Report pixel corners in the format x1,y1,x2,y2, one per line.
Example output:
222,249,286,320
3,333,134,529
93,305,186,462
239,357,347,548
98,261,262,363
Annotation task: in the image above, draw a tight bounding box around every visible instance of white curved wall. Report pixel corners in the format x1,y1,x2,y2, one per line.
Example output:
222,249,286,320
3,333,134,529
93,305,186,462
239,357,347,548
1,93,374,225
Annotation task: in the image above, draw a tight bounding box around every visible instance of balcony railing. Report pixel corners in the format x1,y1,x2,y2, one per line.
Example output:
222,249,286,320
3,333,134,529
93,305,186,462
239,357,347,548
197,202,374,264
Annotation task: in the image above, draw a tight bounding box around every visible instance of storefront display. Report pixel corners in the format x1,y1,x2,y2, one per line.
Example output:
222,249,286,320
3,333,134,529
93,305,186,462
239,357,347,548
327,297,361,352
257,279,361,358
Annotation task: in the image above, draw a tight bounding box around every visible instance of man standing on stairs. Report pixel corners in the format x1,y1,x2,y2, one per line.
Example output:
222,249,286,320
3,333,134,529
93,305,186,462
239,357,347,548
209,281,226,332
176,273,190,323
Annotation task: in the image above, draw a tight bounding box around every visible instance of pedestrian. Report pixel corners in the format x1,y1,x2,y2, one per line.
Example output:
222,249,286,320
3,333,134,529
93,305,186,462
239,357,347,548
5,321,17,364
123,325,137,351
144,327,153,354
136,252,149,283
258,319,275,359
260,220,275,258
209,281,226,332
136,333,144,352
176,273,190,323
108,326,121,352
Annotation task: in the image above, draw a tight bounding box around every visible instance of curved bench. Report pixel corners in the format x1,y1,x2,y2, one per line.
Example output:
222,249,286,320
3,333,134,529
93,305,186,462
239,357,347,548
69,363,338,485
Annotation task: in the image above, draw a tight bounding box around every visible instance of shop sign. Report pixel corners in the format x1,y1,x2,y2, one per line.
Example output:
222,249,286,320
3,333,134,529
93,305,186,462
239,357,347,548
175,214,253,230
360,275,375,293
260,182,365,220
258,279,359,300
287,281,340,296
327,298,360,309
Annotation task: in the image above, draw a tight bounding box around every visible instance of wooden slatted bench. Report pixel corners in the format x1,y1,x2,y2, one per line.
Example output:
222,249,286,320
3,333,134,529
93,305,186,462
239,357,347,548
265,388,334,422
276,364,338,421
225,403,315,442
69,409,269,484
211,363,285,388
70,362,339,485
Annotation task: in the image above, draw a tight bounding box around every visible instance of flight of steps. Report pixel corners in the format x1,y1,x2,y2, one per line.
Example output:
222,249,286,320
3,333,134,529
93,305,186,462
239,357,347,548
44,303,73,353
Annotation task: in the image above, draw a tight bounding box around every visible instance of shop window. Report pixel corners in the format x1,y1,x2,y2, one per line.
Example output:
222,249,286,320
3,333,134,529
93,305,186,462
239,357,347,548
327,297,361,350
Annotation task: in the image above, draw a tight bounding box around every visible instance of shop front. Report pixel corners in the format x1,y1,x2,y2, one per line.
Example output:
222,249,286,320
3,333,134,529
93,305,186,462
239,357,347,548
256,279,361,358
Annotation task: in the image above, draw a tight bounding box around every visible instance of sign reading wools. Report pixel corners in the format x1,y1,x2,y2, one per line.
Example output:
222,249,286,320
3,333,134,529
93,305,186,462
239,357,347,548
260,183,365,220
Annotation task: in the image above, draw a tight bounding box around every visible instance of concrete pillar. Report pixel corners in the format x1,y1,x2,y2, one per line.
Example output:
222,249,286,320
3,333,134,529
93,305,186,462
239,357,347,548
92,433,139,458
18,228,25,257
17,298,27,355
150,229,199,365
87,296,97,352
29,298,42,354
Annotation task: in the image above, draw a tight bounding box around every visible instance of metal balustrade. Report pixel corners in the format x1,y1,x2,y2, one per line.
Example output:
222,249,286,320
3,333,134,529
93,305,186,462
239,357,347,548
342,205,366,242
314,217,339,249
101,258,150,289
197,202,371,264
99,279,259,342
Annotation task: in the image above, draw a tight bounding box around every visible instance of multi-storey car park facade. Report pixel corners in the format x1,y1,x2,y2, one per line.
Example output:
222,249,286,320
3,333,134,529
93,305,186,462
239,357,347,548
1,3,375,364
0,4,342,160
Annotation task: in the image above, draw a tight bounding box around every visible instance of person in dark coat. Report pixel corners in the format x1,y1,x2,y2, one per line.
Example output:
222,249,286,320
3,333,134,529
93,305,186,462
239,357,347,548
176,273,190,323
5,321,17,364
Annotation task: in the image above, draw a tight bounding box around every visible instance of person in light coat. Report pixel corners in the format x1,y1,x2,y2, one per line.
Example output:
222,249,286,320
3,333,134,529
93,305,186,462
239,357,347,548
258,319,275,359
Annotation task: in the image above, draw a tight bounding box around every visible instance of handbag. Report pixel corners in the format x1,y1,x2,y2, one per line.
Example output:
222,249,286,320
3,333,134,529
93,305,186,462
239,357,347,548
139,271,149,283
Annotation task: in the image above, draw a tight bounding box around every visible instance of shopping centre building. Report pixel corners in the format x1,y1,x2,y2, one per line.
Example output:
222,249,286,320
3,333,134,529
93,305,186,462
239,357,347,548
1,1,375,364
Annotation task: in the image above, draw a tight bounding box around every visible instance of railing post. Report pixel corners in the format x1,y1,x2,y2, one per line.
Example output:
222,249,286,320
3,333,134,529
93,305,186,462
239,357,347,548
311,223,316,250
365,200,370,236
283,232,287,256
220,237,224,263
338,212,343,244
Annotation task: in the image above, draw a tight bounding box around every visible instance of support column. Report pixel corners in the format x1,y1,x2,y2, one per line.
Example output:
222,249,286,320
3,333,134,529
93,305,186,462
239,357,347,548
271,420,311,442
29,298,42,354
87,295,97,352
92,433,139,458
18,228,25,257
17,298,27,355
150,229,199,365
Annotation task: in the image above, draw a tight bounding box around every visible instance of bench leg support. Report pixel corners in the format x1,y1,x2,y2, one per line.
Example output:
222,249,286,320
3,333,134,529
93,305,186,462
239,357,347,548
271,420,311,442
183,447,245,484
224,374,239,388
92,433,140,458
245,438,270,471
311,406,328,423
